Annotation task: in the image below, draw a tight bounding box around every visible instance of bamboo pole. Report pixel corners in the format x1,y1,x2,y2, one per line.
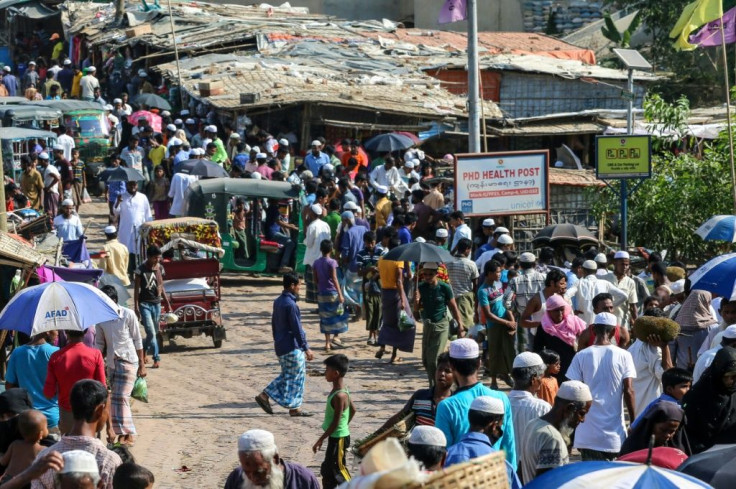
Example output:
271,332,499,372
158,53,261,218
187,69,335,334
167,0,185,109
720,20,736,212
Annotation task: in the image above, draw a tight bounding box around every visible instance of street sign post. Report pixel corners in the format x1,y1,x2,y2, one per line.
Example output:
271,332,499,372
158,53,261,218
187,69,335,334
596,135,652,179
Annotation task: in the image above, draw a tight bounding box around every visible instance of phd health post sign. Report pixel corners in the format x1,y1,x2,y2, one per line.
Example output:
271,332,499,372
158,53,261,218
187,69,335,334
596,135,652,179
454,151,549,216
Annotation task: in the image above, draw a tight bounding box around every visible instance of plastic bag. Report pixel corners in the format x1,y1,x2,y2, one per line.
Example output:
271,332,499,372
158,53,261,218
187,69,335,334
398,310,416,332
82,188,92,203
131,376,148,403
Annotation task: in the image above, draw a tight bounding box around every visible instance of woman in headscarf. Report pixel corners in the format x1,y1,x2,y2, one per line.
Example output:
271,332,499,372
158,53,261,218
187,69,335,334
683,346,736,453
620,401,690,456
674,290,718,370
534,294,587,383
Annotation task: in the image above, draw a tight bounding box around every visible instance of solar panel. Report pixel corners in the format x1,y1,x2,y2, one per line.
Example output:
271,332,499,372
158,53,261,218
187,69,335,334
612,49,653,71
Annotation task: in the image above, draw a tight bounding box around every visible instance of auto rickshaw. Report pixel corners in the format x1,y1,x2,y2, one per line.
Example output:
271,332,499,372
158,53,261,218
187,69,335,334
139,217,226,348
0,127,57,181
185,178,305,275
0,104,61,130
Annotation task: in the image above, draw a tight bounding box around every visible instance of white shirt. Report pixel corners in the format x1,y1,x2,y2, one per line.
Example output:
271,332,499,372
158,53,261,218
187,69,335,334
475,248,501,273
569,275,628,325
369,165,403,195
451,223,472,251
79,75,99,99
95,306,143,366
699,320,728,356
42,164,60,194
120,147,143,172
57,134,75,161
508,390,551,462
521,417,568,484
168,173,199,217
611,274,638,329
303,219,331,267
693,345,721,383
566,344,636,453
628,339,664,417
53,214,84,241
113,192,152,253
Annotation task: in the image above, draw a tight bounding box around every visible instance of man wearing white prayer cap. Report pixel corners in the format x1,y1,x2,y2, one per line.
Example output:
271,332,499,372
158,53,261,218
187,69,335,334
435,339,516,468
53,199,84,242
99,224,130,286
434,227,449,248
407,426,447,472
572,260,629,326
474,218,497,260
57,449,101,487
520,380,592,483
474,232,514,272
594,252,610,278
610,250,639,329
444,396,522,487
508,352,551,463
305,139,329,176
566,311,636,461
224,429,319,489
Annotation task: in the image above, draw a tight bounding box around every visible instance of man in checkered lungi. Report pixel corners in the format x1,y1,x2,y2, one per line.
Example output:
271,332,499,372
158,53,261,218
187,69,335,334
256,273,315,417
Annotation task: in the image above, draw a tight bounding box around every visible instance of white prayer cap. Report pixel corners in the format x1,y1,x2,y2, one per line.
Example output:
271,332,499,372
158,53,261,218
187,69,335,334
104,225,116,234
593,312,617,327
38,152,49,160
324,163,335,172
375,184,389,194
494,226,509,234
614,251,630,260
301,170,313,179
595,253,608,264
243,144,251,153
52,144,64,151
482,218,495,227
169,138,182,146
205,125,218,133
2,66,10,72
408,426,446,447
278,138,290,146
469,396,504,415
415,237,426,243
582,260,597,270
422,262,440,270
497,234,513,245
404,160,415,169
343,201,359,211
250,172,263,180
435,228,449,238
166,123,177,132
513,352,544,369
28,61,36,66
87,66,96,72
256,153,267,159
138,69,147,77
723,325,736,339
238,429,276,452
519,252,536,263
181,109,190,116
670,279,686,295
63,59,72,65
311,140,321,147
449,338,479,359
59,450,98,475
185,118,195,125
310,204,323,215
113,98,122,104
174,118,183,125
341,211,355,222
416,150,425,160
558,380,592,402
104,104,113,111
61,199,74,207
250,146,260,153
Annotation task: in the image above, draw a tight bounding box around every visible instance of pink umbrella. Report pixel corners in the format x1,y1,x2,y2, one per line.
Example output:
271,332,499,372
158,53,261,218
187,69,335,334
391,131,421,145
128,110,162,133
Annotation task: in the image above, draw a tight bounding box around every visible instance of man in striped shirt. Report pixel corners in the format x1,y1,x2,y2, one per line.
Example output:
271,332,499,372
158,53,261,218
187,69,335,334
445,238,480,337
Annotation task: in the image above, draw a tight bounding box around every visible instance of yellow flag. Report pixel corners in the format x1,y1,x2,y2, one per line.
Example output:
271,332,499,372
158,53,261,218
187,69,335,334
670,0,724,50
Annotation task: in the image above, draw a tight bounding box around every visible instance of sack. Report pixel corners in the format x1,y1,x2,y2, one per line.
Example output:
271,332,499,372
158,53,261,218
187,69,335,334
82,188,92,203
398,310,416,332
131,376,149,403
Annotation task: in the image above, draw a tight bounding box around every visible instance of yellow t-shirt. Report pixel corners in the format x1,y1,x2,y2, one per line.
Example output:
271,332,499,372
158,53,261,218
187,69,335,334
71,72,83,98
374,196,391,230
378,258,403,290
149,146,165,167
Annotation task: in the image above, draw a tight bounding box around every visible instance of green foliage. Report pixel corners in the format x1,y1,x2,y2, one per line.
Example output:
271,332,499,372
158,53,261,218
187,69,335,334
601,11,642,48
545,10,559,36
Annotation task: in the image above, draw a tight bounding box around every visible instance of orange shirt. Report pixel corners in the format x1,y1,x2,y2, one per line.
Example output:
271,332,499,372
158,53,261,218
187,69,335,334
538,376,559,406
341,151,367,178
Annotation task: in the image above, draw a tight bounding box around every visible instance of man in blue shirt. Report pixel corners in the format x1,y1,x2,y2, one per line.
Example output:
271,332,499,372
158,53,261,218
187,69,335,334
256,273,314,417
265,199,298,273
304,140,329,176
445,396,521,489
435,338,517,467
2,66,20,96
5,331,60,430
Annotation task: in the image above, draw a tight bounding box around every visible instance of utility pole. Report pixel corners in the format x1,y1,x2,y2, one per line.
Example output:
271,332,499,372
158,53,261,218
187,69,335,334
467,0,481,153
620,67,633,249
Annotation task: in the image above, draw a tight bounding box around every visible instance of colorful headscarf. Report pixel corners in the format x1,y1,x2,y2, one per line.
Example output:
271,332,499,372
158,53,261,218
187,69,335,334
541,294,587,346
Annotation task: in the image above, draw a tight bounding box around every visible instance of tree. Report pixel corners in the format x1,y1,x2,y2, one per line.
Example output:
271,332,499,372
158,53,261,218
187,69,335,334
601,11,642,48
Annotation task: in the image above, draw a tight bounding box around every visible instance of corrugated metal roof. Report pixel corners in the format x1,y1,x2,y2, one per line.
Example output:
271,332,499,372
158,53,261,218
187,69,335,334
490,121,603,135
549,169,604,187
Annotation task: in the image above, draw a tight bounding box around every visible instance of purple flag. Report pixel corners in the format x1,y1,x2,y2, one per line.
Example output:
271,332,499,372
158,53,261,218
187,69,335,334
690,6,736,47
438,0,467,24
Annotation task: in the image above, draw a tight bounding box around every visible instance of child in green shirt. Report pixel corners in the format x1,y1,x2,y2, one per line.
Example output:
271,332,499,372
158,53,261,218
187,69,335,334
313,354,356,489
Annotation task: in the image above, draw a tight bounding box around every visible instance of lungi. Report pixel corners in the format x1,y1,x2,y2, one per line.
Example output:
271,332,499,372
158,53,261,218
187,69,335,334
455,292,475,333
109,358,137,435
364,293,382,331
318,291,349,335
72,181,84,208
342,269,362,309
486,322,516,376
44,192,58,218
377,288,415,353
421,316,449,385
264,349,306,409
304,265,317,304
152,201,170,220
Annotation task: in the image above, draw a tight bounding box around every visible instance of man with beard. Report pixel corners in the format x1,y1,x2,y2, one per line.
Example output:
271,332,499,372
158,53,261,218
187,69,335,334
224,429,319,489
519,380,592,484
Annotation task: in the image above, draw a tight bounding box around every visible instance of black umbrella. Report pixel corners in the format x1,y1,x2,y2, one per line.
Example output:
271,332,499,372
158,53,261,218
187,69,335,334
99,166,145,182
364,133,415,153
131,93,172,111
678,444,736,489
532,223,598,247
176,159,229,178
382,242,456,263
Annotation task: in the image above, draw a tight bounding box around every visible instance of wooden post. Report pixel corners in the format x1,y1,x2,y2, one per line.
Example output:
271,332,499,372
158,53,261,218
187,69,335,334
720,19,736,212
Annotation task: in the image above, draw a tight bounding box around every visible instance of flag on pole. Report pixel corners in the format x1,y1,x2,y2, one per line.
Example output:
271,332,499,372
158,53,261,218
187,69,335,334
438,0,467,24
690,6,736,46
670,0,723,50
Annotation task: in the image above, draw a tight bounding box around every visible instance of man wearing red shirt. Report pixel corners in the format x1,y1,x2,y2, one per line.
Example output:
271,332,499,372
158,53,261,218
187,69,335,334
44,329,106,434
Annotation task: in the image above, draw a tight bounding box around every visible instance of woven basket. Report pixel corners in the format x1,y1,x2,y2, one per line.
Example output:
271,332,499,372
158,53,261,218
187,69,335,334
352,412,415,457
404,451,508,489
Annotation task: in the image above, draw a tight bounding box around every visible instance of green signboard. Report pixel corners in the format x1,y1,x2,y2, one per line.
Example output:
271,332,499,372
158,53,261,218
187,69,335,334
595,135,652,179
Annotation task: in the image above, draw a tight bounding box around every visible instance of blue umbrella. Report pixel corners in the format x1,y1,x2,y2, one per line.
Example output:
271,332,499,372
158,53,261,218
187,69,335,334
689,253,736,300
695,215,736,242
363,133,415,153
524,461,714,489
0,282,120,336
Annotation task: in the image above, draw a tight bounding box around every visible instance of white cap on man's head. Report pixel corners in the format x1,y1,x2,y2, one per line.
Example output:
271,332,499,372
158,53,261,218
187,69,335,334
513,352,544,369
343,201,359,211
595,253,607,264
482,218,495,227
256,153,267,159
104,225,116,235
38,152,49,160
28,61,36,66
449,338,479,359
723,325,736,339
174,118,183,125
278,138,289,147
63,59,72,65
593,312,617,326
2,66,10,72
166,123,177,132
582,260,597,270
185,118,195,125
495,226,509,234
470,396,504,415
408,426,446,447
61,199,74,207
87,65,96,72
670,279,686,295
181,109,190,116
497,234,513,245
169,138,182,146
557,380,592,402
311,140,321,147
341,211,355,222
250,146,260,153
614,251,630,260
205,125,217,133
310,204,323,215
519,252,536,263
436,228,449,238
404,160,415,169
53,144,64,151
113,98,122,104
375,184,388,194
238,429,276,452
59,450,98,475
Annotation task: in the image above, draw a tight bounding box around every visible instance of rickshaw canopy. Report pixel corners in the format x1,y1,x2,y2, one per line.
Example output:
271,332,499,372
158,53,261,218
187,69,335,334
32,100,106,113
0,127,57,140
0,105,62,123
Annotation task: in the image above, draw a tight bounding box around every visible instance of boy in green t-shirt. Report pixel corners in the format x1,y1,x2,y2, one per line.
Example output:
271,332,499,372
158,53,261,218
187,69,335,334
313,354,356,489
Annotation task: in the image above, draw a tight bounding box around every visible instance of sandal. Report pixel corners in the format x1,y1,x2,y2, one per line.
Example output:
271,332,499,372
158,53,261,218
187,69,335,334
389,357,403,364
151,361,160,369
331,337,343,346
255,395,274,415
375,349,385,359
289,409,314,417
